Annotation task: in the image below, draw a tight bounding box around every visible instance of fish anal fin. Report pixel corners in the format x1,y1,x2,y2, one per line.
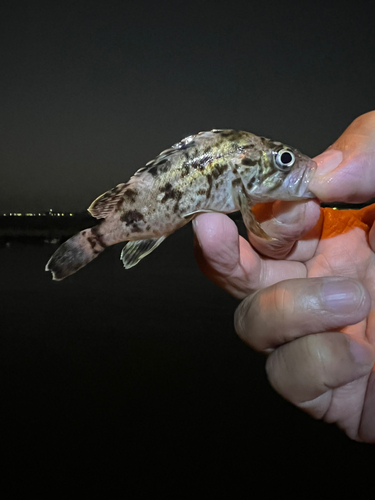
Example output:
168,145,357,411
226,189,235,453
231,183,273,240
88,183,128,219
121,236,167,269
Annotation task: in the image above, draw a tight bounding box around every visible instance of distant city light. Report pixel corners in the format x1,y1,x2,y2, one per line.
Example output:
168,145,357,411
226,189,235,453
1,211,77,217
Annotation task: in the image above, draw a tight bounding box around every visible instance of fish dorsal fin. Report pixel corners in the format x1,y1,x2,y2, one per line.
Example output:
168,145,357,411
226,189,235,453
139,136,197,177
120,236,166,269
88,183,129,219
88,169,156,219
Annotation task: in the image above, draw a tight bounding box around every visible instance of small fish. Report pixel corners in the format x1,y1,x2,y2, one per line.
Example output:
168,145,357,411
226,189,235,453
46,129,316,280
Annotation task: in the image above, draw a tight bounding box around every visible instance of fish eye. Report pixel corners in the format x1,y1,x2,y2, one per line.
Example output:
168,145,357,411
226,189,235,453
274,149,295,171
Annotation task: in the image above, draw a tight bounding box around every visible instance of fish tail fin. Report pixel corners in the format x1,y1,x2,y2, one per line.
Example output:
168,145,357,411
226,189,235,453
45,226,107,280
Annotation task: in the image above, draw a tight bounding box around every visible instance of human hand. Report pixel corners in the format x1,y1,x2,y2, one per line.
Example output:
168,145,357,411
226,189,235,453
193,111,375,442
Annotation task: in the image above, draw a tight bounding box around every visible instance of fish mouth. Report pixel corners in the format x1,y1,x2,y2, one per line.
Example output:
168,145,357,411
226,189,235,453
294,159,317,199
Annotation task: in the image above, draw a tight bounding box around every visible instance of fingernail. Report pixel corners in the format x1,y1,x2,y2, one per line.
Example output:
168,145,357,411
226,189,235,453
349,340,375,365
322,279,363,313
192,218,198,230
314,149,343,175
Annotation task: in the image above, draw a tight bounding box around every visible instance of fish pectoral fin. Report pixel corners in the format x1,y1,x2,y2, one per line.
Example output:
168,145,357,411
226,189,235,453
120,236,167,269
243,207,272,240
232,184,272,240
88,183,129,219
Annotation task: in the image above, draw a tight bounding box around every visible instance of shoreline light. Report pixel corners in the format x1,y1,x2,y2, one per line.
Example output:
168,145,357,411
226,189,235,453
1,211,77,217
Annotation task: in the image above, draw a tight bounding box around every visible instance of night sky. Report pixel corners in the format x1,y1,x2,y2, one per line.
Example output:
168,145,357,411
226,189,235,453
1,2,375,489
2,1,375,213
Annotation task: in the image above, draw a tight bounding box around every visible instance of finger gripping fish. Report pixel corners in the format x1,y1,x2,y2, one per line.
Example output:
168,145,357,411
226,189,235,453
46,129,316,280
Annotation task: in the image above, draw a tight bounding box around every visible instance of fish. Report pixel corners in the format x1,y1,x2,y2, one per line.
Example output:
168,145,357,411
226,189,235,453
45,129,316,280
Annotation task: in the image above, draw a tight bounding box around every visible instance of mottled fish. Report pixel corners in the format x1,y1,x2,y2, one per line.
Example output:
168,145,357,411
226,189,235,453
46,129,316,280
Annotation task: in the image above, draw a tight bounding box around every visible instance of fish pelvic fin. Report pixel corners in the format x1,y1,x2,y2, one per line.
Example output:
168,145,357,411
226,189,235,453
121,236,167,269
45,226,107,280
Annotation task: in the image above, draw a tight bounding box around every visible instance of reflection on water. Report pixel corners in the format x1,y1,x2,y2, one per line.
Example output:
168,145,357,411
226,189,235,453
0,213,94,248
1,219,368,476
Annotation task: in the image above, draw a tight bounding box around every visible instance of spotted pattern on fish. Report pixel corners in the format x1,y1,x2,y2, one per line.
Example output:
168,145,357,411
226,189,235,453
123,189,138,203
46,129,317,280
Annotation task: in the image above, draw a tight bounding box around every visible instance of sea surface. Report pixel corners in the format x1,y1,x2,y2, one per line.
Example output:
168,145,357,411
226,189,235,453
1,225,372,491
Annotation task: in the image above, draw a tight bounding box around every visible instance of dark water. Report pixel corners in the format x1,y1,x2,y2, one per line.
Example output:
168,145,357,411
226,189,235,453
1,226,372,491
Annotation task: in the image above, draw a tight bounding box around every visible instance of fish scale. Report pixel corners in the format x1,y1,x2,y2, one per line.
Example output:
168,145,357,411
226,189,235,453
46,129,316,280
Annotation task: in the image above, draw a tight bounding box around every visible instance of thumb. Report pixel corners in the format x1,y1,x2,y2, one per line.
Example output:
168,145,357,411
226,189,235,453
309,111,375,203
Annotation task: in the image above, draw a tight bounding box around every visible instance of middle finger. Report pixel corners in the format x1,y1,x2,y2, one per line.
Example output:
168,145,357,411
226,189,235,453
235,277,371,352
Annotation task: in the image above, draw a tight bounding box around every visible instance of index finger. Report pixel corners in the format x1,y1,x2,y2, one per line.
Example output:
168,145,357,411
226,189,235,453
193,213,309,299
